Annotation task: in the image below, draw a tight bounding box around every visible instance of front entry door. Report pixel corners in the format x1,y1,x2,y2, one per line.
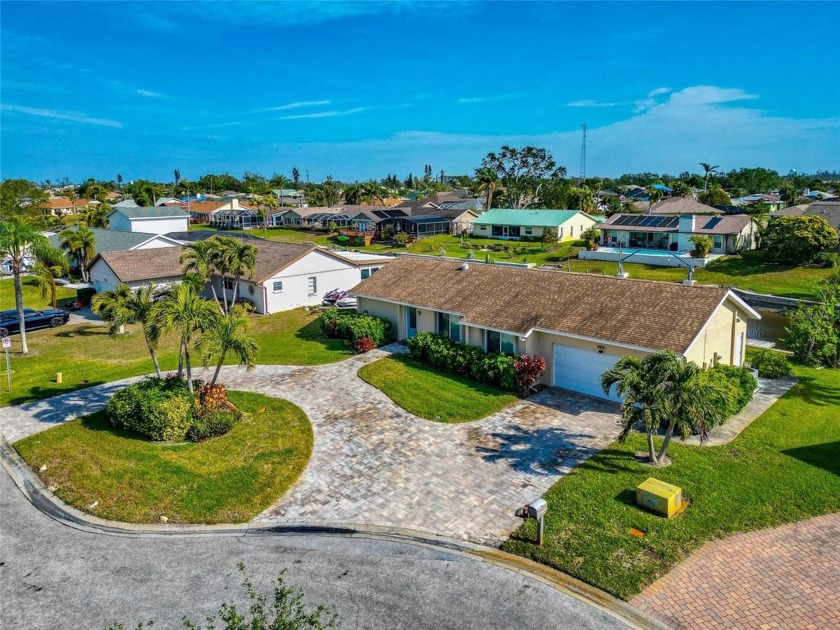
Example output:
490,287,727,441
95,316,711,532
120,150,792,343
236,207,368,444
406,307,417,338
502,226,509,237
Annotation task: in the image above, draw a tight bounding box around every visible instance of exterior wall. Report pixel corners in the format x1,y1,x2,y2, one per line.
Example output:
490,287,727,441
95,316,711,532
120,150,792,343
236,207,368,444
127,217,189,235
134,236,180,250
89,259,183,293
684,300,750,368
557,214,598,242
473,223,548,240
357,297,400,332
108,213,132,232
525,331,648,386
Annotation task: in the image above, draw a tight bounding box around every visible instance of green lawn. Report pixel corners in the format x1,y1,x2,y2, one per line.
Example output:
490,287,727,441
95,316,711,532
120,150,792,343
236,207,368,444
0,308,351,407
358,354,518,423
0,277,76,311
14,391,313,524
502,360,840,600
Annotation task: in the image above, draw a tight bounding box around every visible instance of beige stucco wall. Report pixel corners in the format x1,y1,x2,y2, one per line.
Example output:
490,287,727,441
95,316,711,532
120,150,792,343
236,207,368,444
684,300,749,368
525,331,648,385
557,214,598,242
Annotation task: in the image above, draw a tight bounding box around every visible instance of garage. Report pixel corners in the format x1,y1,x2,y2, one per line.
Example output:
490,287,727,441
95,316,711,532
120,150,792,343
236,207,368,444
552,343,624,402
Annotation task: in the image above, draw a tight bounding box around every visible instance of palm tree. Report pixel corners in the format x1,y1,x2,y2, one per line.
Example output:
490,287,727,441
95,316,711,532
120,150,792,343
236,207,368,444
654,354,728,461
700,163,720,193
743,201,770,249
58,225,96,282
0,219,52,354
600,353,672,465
180,240,223,312
474,167,499,211
208,236,237,313
672,181,693,198
196,304,257,385
343,182,365,205
32,247,69,309
645,186,664,213
227,240,258,304
154,283,219,392
92,282,167,378
83,203,110,228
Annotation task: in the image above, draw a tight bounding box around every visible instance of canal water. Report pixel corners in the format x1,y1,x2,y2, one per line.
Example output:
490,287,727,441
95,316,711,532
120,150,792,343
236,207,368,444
747,307,791,347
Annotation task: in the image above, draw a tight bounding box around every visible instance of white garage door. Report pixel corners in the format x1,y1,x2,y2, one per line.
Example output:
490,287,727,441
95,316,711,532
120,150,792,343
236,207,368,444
552,343,623,402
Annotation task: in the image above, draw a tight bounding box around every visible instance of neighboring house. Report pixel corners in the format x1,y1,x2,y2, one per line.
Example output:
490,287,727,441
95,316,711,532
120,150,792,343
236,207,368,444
275,207,347,228
352,257,759,401
771,204,808,217
472,209,599,242
107,207,190,236
206,241,393,314
186,199,252,225
271,189,306,207
48,227,181,264
733,194,785,212
41,197,92,217
633,198,723,215
155,197,186,207
210,208,261,230
802,201,840,236
596,213,755,253
113,198,139,209
87,247,187,293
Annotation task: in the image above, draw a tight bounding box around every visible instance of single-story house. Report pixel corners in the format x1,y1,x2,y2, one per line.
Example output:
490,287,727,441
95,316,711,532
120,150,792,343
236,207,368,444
207,241,394,314
351,257,759,401
633,198,723,215
274,207,347,228
595,213,755,254
40,197,93,217
48,227,180,269
733,194,785,212
107,207,190,236
770,204,808,217
272,189,306,207
472,209,600,242
87,247,187,293
803,201,840,235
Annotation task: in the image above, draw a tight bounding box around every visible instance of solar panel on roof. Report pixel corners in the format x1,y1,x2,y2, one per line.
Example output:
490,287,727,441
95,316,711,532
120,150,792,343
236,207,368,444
704,217,723,229
629,215,646,226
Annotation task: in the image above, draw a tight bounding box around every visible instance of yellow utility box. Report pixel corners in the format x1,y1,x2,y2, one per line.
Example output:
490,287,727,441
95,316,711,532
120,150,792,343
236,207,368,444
637,478,682,518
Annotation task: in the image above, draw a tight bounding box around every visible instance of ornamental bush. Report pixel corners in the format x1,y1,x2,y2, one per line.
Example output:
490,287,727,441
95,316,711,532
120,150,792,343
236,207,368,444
406,331,544,393
699,363,757,419
690,235,712,258
749,349,792,379
353,336,376,353
318,309,393,347
187,409,240,442
106,377,195,441
762,215,839,264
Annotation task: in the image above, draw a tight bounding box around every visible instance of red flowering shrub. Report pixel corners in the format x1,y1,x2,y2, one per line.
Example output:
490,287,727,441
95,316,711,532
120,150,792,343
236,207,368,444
514,354,547,395
353,337,376,354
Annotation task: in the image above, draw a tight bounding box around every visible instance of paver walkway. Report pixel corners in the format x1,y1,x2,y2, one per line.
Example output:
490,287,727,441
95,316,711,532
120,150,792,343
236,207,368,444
631,513,840,630
0,346,622,544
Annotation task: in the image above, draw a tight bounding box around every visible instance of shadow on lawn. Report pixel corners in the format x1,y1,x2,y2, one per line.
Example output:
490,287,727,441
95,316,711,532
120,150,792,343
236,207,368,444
783,441,840,476
53,324,112,339
784,375,840,407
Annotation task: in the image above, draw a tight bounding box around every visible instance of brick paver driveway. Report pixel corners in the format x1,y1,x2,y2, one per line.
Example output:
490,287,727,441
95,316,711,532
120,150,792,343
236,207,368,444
631,512,840,629
0,346,621,543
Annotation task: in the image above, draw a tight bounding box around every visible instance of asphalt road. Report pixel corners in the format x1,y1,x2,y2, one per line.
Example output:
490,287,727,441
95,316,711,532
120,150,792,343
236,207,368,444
0,469,628,630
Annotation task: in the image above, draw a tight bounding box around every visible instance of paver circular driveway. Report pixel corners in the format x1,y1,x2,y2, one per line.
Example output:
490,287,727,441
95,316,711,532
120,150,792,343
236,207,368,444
0,346,621,543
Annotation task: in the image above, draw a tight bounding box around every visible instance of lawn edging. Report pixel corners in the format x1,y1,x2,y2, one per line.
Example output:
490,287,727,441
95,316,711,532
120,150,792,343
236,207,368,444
0,434,668,630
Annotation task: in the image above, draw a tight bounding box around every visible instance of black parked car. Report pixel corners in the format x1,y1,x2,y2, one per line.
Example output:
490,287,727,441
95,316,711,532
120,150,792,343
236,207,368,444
0,308,70,337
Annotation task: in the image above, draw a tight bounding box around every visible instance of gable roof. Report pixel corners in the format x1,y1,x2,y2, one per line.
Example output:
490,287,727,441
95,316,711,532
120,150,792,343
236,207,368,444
643,198,723,215
600,213,750,234
803,201,840,229
352,256,740,353
108,207,190,220
474,208,590,227
89,247,186,283
49,226,180,253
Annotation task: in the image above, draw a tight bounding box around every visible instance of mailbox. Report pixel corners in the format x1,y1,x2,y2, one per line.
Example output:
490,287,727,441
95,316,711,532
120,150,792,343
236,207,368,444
527,498,547,520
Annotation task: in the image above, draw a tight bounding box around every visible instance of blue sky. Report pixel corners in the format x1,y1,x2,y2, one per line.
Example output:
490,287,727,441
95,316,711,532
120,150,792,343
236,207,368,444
1,1,838,183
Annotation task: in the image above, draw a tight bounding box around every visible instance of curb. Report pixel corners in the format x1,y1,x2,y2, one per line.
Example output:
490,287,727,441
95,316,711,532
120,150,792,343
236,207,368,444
1,436,668,630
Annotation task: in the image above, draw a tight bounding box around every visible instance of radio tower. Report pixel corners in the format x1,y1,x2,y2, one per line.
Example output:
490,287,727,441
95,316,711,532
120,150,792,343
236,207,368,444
578,123,587,186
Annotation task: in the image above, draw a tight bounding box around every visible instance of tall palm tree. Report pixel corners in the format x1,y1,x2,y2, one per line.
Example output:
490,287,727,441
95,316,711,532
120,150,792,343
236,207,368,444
84,203,111,228
0,219,51,354
645,186,664,213
343,182,365,205
655,354,728,461
154,283,219,392
208,236,237,313
32,247,70,309
600,353,672,465
474,167,499,211
180,240,223,312
58,225,96,281
700,163,719,193
227,240,258,304
92,282,167,378
196,304,257,385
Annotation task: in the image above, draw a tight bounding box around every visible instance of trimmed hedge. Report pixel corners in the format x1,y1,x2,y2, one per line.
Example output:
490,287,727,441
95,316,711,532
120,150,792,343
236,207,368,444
187,409,239,442
106,377,195,442
697,363,758,421
406,331,535,392
750,350,792,379
318,309,393,349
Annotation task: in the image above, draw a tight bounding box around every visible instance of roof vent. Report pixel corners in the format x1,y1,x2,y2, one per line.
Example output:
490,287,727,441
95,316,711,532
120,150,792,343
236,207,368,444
459,262,469,271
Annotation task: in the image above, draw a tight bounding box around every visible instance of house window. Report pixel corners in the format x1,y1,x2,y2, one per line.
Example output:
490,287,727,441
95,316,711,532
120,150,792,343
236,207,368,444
570,226,574,237
361,267,381,280
307,276,317,295
713,235,724,250
525,227,532,235
486,330,515,354
436,312,461,343
272,281,283,293
223,278,235,291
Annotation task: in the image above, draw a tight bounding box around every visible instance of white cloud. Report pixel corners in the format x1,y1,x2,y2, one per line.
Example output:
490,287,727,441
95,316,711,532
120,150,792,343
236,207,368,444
1,104,122,128
258,100,332,113
457,94,523,104
136,89,167,98
277,107,369,121
634,86,673,112
564,99,619,108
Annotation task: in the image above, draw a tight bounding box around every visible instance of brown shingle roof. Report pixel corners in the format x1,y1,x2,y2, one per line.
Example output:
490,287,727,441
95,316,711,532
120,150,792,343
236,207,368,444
635,198,722,215
249,241,317,282
352,257,731,353
93,247,186,283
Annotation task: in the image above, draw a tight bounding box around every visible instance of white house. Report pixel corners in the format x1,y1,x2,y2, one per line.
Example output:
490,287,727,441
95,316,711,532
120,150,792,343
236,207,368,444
87,247,187,293
107,207,190,236
208,241,393,314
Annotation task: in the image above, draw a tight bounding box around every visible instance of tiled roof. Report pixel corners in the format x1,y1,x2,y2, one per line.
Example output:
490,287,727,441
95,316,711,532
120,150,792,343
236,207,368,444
473,209,588,226
352,256,731,353
91,247,186,283
42,197,91,209
110,207,189,219
185,201,228,215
